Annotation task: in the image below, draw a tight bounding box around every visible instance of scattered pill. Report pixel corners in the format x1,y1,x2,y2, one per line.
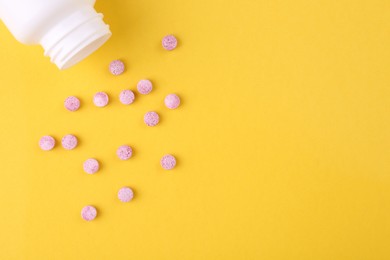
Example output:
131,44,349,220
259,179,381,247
144,111,160,126
81,205,97,221
117,145,133,160
93,92,109,107
39,135,55,151
164,94,181,109
119,89,135,105
83,158,100,174
162,35,178,51
118,187,134,202
109,60,125,75
161,154,176,170
64,96,80,111
61,134,78,150
137,79,153,95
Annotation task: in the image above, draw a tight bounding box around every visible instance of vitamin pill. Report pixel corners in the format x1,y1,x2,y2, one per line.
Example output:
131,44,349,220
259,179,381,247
137,79,153,95
83,158,99,174
118,187,134,202
162,35,178,51
109,60,125,75
117,145,133,160
39,135,55,151
119,89,135,105
64,96,80,111
81,205,97,221
93,92,109,107
164,94,181,109
161,154,176,170
144,111,160,126
61,134,78,150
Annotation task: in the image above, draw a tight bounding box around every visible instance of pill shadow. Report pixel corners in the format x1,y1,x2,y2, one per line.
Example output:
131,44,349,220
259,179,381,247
175,93,185,109
130,187,138,201
131,90,138,105
97,159,104,172
76,96,86,112
157,112,163,125
94,205,102,220
74,136,82,149
149,79,156,93
173,154,180,169
130,146,136,158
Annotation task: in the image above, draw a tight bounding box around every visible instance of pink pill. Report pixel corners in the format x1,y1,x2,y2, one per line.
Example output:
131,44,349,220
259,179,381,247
39,135,55,151
109,60,125,75
137,79,153,95
118,187,134,202
83,158,99,174
61,134,78,150
162,35,178,51
93,92,109,107
119,89,135,105
144,111,160,126
64,96,80,111
164,94,181,109
81,205,97,221
161,154,176,170
117,145,133,160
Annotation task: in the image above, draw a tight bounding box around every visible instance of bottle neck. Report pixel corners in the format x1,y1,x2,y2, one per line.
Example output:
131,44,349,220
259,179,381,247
40,5,111,69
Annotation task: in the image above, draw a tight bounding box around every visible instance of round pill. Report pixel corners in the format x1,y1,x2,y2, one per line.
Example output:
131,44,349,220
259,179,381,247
61,134,78,150
93,92,109,107
109,60,125,75
119,89,135,105
118,187,134,202
137,79,153,95
117,145,133,160
83,158,99,174
161,154,176,170
64,96,80,111
39,135,55,151
144,111,160,126
164,94,181,109
81,205,97,221
162,35,178,51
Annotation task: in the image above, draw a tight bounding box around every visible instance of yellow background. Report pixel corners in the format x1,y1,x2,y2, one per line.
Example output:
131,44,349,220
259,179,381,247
0,0,389,259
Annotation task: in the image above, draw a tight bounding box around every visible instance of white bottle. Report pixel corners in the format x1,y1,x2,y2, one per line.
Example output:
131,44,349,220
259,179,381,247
0,0,111,69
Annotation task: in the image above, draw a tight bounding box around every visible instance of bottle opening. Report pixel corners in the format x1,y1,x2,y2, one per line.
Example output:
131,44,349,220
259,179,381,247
60,28,111,70
40,6,112,70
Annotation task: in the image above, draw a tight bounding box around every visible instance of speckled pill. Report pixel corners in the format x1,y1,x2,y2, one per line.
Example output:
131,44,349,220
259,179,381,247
109,60,125,75
39,135,55,151
118,187,134,202
161,154,176,170
162,35,178,51
61,134,78,150
137,79,153,95
117,145,133,160
119,89,135,105
164,94,181,109
93,92,109,107
83,158,99,174
81,205,97,221
64,96,80,111
144,111,159,126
